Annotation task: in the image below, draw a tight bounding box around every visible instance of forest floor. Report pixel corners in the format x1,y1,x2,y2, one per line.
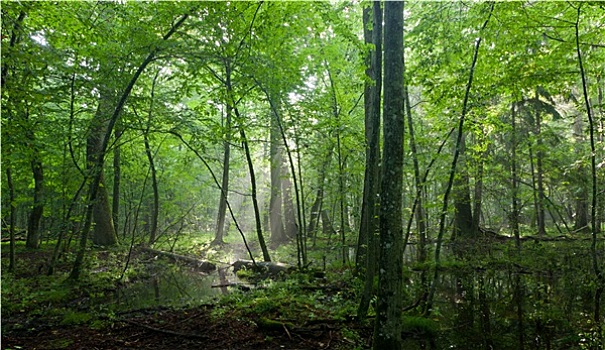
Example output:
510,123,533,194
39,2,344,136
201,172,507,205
3,305,370,350
2,243,372,350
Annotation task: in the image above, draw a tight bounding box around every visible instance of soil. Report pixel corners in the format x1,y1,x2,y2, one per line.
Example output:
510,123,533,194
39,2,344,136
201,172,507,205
3,305,369,350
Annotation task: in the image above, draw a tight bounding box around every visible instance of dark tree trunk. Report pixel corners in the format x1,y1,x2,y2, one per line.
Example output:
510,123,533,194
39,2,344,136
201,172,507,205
357,0,382,320
239,126,271,262
87,90,117,246
26,148,44,249
373,1,404,348
70,11,190,280
452,135,474,242
144,133,159,245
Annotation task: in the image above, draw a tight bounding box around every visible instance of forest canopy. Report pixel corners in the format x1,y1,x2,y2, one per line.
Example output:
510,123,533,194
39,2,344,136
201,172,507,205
2,1,604,349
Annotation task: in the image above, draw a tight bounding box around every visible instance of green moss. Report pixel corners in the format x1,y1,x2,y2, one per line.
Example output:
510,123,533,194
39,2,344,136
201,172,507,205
401,316,439,338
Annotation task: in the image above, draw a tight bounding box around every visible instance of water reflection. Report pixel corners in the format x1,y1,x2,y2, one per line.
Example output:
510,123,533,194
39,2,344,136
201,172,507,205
111,263,234,311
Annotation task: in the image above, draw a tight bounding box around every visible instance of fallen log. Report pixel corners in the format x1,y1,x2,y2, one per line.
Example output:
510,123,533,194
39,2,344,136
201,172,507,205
232,259,294,275
141,247,216,272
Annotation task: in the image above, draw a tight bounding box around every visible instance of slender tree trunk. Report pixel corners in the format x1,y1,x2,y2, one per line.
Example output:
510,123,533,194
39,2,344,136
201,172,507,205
535,89,546,236
425,2,494,316
308,146,332,245
113,125,122,239
213,104,232,246
573,114,589,232
144,133,159,245
528,142,539,229
239,126,271,262
373,1,404,348
26,143,44,249
472,142,486,235
144,71,160,245
269,99,286,245
358,0,382,319
7,166,16,272
511,99,521,250
575,5,603,335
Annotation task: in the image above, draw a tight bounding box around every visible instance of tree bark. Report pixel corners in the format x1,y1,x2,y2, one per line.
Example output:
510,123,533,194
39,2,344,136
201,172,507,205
373,1,404,348
534,88,546,236
213,103,232,246
26,140,44,249
87,88,117,246
357,0,382,320
452,134,474,242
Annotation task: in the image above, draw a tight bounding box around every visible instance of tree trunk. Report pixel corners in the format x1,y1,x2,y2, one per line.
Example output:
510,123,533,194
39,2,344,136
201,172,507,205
26,145,44,249
281,162,298,240
452,134,474,242
213,103,232,246
573,114,589,232
70,12,190,280
472,141,486,235
269,98,286,245
6,166,16,272
238,122,271,262
511,99,521,250
144,71,160,245
357,0,382,320
87,88,117,246
574,5,603,334
373,1,404,348
308,145,332,246
112,125,122,239
425,2,494,316
144,133,159,245
535,89,546,236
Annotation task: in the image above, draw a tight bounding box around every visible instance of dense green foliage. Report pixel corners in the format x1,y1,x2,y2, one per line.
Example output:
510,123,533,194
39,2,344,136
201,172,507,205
2,1,604,349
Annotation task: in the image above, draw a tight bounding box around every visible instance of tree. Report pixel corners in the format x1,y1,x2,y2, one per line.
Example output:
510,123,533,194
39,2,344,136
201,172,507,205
357,0,382,319
373,1,404,348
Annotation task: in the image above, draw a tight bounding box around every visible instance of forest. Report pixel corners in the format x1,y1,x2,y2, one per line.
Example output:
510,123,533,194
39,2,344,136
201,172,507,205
1,1,604,349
